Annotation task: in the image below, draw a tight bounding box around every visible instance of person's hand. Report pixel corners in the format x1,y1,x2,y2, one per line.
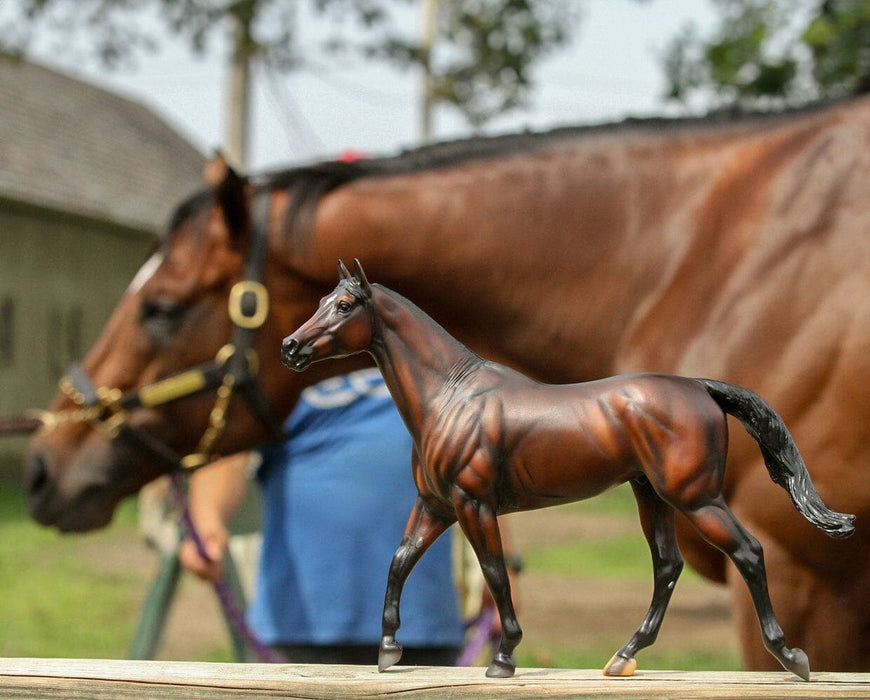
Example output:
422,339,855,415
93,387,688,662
178,521,229,582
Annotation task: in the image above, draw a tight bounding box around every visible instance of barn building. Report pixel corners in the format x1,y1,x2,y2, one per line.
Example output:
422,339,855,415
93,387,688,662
0,54,205,476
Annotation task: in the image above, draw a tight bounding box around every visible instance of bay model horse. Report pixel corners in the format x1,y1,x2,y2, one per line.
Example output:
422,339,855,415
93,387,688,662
24,97,869,671
282,261,854,679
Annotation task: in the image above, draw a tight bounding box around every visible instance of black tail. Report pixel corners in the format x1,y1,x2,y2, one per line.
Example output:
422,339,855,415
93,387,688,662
697,378,855,539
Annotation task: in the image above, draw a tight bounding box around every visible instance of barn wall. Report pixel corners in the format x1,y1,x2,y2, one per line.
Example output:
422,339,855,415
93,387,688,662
0,196,155,479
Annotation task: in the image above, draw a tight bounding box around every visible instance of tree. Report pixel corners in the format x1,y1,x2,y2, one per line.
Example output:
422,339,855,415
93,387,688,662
0,0,579,160
663,0,870,108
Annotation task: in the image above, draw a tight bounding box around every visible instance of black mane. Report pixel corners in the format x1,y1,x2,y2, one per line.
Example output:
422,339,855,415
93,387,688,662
170,95,856,243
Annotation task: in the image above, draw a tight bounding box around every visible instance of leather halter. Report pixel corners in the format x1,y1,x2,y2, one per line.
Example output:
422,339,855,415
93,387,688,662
32,189,282,471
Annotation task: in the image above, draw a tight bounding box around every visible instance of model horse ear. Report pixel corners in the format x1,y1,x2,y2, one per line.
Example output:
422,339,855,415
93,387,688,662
338,259,352,281
206,150,249,249
353,259,371,294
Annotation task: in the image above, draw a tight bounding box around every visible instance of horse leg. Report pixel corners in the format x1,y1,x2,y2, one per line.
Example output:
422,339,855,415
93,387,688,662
683,497,810,680
604,476,684,677
379,496,454,672
451,486,522,678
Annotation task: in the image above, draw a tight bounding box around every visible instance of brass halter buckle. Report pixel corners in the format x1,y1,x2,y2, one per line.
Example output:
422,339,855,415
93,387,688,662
228,280,269,329
179,344,259,470
55,377,127,439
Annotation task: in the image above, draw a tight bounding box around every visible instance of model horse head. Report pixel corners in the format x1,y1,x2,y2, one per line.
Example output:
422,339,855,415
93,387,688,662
281,259,374,372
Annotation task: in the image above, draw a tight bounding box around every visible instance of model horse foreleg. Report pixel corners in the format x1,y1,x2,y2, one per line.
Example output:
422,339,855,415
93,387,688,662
379,496,454,672
684,497,811,681
605,476,684,677
451,485,522,678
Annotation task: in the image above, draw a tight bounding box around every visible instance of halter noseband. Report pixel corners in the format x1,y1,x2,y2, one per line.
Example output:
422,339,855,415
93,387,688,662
36,189,281,472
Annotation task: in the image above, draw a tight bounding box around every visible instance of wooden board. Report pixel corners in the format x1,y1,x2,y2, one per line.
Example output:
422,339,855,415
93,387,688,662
0,659,868,699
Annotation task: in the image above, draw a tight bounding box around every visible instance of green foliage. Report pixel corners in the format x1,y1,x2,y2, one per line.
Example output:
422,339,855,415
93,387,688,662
804,0,870,93
664,0,870,106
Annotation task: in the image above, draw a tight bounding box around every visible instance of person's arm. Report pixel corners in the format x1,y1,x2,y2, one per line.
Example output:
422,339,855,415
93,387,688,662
178,451,253,582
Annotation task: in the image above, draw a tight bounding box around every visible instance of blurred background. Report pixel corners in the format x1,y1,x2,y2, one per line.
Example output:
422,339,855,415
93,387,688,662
1,0,866,669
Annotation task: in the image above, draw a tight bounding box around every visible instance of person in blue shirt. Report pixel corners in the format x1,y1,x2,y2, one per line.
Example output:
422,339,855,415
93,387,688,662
179,368,464,665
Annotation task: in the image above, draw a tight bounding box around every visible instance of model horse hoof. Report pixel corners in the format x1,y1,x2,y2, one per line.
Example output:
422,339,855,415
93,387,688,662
378,638,403,672
603,653,637,677
782,647,810,681
485,656,516,678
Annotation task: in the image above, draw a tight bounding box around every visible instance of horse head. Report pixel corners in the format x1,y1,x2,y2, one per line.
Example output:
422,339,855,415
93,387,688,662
23,155,320,532
282,259,375,372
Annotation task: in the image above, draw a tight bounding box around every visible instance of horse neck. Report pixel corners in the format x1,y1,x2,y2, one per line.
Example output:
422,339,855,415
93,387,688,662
366,285,478,437
284,144,679,382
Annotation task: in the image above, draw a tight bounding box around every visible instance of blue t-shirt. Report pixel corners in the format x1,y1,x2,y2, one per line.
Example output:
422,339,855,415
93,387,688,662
248,368,463,648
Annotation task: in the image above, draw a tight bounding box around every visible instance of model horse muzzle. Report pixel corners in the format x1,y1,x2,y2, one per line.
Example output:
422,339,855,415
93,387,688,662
281,335,312,371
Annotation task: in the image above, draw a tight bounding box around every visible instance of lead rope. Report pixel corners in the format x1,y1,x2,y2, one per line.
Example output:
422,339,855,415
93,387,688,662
0,414,43,436
167,470,286,664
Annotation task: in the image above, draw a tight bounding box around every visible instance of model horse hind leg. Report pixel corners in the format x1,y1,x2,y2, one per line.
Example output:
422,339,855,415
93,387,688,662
681,497,810,680
379,496,455,672
604,476,684,676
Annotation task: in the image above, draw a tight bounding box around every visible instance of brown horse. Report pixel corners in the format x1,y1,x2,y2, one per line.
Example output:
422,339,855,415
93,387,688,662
281,260,854,679
24,96,869,671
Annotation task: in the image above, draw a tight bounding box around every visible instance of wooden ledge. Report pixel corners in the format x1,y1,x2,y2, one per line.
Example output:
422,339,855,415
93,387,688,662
0,658,868,699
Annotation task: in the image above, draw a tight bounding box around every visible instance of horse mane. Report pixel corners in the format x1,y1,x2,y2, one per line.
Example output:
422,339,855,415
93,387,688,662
168,95,857,247
162,188,214,243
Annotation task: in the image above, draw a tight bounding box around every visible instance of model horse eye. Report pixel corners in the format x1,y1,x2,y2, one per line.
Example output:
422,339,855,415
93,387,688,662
337,300,353,313
140,299,187,342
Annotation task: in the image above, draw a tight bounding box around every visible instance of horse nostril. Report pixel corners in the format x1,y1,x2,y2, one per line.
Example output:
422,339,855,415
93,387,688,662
25,453,51,498
283,338,298,356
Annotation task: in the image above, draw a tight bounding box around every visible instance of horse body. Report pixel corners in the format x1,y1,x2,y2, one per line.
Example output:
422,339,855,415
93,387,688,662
291,100,870,670
24,97,869,668
413,357,724,513
282,262,853,679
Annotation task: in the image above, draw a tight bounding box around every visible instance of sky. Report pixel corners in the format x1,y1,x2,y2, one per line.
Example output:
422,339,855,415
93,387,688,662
16,0,718,172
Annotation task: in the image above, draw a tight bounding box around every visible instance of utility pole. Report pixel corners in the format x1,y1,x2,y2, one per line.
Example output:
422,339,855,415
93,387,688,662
419,0,438,144
225,0,258,169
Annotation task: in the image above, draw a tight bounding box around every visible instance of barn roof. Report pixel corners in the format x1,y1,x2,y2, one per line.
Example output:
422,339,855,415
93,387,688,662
0,54,205,233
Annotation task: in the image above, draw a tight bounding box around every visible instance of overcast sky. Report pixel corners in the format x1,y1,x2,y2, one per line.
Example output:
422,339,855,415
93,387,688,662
18,0,718,172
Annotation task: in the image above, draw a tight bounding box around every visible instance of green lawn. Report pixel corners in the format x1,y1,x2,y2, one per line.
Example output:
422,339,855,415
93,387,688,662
0,479,736,670
0,484,145,657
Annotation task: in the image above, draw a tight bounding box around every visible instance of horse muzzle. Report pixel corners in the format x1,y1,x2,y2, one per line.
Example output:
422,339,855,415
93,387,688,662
281,336,313,372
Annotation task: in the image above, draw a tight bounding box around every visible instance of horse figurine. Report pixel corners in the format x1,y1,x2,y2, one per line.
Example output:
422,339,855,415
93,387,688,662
281,259,854,680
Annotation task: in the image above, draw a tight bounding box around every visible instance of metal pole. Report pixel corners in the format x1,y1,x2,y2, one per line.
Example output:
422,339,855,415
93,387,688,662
419,0,438,144
225,1,257,169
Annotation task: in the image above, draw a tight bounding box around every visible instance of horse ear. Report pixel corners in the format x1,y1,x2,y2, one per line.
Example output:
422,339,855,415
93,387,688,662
206,150,249,248
338,259,352,280
353,259,371,294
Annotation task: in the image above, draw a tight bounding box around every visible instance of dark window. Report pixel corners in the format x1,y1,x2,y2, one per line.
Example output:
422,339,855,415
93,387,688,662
67,305,83,362
0,297,14,368
47,305,64,378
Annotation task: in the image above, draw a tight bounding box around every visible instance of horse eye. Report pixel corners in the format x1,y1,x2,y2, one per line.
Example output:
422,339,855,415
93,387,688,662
337,300,352,314
140,299,187,340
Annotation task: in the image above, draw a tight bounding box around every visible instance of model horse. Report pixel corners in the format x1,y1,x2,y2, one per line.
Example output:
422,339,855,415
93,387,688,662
25,97,869,671
281,260,854,680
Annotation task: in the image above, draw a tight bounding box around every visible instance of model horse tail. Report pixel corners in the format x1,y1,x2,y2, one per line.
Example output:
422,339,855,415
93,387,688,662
696,379,855,539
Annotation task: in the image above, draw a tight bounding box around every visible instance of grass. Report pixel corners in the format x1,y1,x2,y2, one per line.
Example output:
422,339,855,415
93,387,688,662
523,482,703,581
0,479,732,670
518,644,742,673
0,483,143,658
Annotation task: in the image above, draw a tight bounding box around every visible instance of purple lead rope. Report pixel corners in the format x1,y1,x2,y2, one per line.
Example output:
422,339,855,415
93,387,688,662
169,470,285,664
169,469,494,667
456,605,500,666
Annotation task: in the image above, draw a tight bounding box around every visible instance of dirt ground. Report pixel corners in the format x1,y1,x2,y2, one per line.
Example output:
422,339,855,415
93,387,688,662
95,503,738,668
